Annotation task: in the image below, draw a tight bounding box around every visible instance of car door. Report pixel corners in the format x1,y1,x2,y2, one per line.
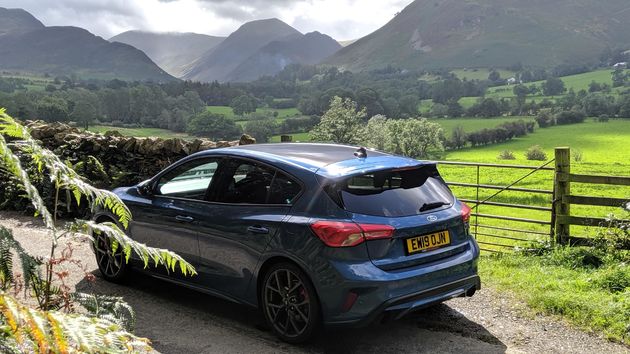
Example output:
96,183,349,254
194,157,302,300
128,157,221,275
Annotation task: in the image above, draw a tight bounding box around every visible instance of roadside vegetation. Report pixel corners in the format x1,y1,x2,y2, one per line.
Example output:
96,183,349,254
480,212,630,343
0,110,195,351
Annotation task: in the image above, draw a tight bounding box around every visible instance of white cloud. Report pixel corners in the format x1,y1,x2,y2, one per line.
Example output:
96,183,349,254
0,0,412,40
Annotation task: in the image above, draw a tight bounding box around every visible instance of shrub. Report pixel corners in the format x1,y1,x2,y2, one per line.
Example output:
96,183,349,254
525,145,547,161
555,110,586,125
535,111,555,128
598,114,610,122
498,150,516,160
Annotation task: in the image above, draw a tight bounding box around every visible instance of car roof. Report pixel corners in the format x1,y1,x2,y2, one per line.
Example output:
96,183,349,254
196,143,433,178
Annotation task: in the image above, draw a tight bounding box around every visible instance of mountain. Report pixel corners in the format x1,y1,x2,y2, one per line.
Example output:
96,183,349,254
227,31,342,82
110,31,225,78
182,18,302,82
326,0,630,71
0,7,43,35
0,8,174,81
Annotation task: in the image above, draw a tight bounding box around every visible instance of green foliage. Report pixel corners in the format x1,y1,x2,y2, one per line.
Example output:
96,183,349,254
384,118,444,159
542,77,566,96
309,96,366,144
230,95,258,116
0,292,152,353
72,292,136,332
498,150,516,160
186,111,242,140
0,227,42,292
244,119,277,143
0,109,200,351
525,145,547,161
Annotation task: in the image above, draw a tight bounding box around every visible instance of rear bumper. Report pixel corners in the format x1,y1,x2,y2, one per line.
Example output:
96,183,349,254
326,275,480,327
318,239,481,327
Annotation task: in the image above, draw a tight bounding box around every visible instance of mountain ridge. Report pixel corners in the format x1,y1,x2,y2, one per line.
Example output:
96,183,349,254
327,0,630,71
0,7,174,81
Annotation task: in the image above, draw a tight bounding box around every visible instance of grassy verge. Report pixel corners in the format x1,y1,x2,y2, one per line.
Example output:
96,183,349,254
480,249,629,343
87,125,194,139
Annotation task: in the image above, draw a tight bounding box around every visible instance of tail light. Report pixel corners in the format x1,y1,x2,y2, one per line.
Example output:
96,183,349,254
310,221,395,247
461,202,472,223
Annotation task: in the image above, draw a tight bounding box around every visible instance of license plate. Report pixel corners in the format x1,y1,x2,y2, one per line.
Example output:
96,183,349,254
405,230,450,254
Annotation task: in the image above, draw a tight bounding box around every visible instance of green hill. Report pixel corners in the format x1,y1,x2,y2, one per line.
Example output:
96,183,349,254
0,8,175,82
326,0,630,71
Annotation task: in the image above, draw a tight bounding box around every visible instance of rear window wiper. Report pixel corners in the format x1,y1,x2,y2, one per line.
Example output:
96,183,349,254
419,201,448,212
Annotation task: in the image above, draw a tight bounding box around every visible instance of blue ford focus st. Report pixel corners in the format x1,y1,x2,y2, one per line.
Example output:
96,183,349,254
92,143,480,343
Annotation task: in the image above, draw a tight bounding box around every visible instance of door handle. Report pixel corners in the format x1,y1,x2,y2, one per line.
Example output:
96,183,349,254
247,225,269,234
175,215,194,223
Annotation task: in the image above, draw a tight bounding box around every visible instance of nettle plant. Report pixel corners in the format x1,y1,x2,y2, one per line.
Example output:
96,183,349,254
0,109,196,353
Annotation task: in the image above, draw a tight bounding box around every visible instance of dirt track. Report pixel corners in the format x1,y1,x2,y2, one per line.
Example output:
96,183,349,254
1,211,627,354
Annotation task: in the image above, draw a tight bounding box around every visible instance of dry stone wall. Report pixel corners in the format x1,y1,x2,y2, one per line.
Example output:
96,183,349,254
26,121,253,187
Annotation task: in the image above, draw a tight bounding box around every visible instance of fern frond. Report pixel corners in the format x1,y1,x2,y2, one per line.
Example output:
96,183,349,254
72,292,135,332
0,227,43,292
0,111,132,229
76,220,197,276
0,133,54,229
0,292,152,353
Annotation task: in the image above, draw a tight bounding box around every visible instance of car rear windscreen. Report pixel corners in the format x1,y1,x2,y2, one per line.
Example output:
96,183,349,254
326,165,454,217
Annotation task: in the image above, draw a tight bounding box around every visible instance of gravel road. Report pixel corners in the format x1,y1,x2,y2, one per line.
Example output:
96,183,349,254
1,211,627,354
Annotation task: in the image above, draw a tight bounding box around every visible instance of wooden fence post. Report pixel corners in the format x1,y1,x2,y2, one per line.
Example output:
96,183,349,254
554,147,571,245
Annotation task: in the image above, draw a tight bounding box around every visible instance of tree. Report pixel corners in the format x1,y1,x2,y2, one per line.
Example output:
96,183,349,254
36,96,69,122
384,118,444,159
449,125,468,149
230,95,257,116
69,100,97,129
244,119,276,143
542,77,566,96
310,96,366,144
398,95,419,116
187,111,242,140
488,70,501,82
360,115,389,150
356,87,384,117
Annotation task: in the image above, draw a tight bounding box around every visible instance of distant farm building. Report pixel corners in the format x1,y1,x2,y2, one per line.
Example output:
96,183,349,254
507,77,518,84
613,62,628,69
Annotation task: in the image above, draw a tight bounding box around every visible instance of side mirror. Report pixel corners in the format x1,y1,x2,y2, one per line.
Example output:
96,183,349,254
136,180,153,197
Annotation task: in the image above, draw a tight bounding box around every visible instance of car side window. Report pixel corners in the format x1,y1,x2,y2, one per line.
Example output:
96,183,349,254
215,160,300,205
268,172,301,205
156,159,219,200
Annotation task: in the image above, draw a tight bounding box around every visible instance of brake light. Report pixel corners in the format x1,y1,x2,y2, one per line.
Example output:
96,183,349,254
310,221,395,247
461,202,471,223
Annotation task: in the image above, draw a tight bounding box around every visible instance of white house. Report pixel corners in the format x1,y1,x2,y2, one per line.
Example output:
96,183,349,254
613,62,628,69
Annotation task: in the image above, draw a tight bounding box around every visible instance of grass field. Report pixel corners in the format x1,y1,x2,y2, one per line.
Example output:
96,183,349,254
88,125,194,139
269,132,311,143
486,69,630,99
430,116,535,137
205,106,300,119
438,119,630,251
451,68,515,81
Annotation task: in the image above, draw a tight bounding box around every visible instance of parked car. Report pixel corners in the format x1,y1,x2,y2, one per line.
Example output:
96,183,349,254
92,143,480,343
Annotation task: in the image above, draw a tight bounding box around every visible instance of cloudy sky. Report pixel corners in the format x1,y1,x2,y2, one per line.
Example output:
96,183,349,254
0,0,412,40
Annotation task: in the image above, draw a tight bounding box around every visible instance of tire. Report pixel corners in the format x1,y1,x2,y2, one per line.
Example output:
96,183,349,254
92,219,129,283
260,262,321,343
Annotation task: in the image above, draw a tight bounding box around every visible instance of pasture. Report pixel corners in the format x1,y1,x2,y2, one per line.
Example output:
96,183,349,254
439,119,630,251
88,125,194,139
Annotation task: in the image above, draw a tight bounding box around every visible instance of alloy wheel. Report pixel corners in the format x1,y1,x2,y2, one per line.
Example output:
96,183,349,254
263,268,312,339
94,233,124,278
